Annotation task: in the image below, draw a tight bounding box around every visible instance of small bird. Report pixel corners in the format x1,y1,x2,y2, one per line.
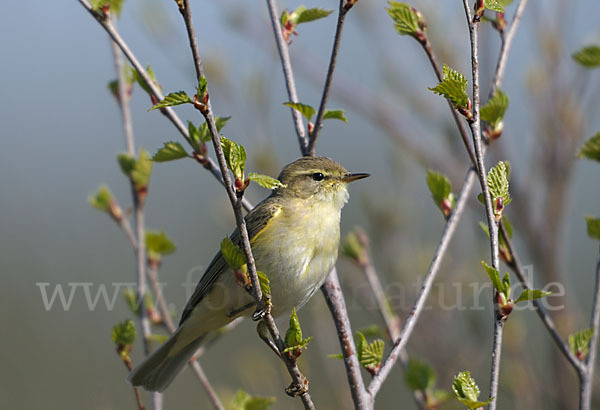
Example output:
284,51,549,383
128,156,369,392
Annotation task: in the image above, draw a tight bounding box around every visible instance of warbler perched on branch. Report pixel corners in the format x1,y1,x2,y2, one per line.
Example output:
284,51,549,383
128,156,369,392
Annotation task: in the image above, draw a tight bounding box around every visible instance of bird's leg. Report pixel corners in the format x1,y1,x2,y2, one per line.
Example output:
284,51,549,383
226,301,255,318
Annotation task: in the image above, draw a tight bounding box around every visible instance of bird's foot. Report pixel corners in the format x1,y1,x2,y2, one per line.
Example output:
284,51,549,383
285,376,309,397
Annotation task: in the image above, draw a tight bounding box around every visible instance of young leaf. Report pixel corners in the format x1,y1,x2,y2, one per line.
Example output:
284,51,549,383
429,65,469,110
117,149,153,189
577,132,600,162
572,45,600,68
340,230,366,263
481,261,509,297
282,6,307,26
220,237,246,270
257,271,271,299
220,136,247,181
386,2,421,36
481,89,509,128
197,76,208,98
452,371,493,409
146,231,176,260
123,289,139,314
283,307,312,354
585,216,600,240
323,109,348,123
356,331,384,370
296,8,334,24
111,319,136,346
131,65,161,95
487,161,512,206
91,0,125,16
484,0,504,12
248,173,286,190
152,142,189,162
569,328,593,359
426,170,455,215
405,358,436,391
89,185,114,214
283,102,316,121
149,91,192,111
230,389,276,410
514,289,552,304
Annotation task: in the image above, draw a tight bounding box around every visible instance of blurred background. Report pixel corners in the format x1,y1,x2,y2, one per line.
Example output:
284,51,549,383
2,0,600,409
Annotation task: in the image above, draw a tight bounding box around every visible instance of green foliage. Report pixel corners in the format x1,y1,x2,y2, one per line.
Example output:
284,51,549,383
577,132,600,162
89,185,114,214
123,290,155,316
152,142,189,162
91,0,125,16
149,91,192,111
283,307,312,354
117,149,153,189
569,328,593,359
585,216,600,240
112,319,136,346
514,289,552,304
386,2,422,36
221,136,247,181
487,161,511,206
281,6,333,26
257,271,271,299
452,371,493,409
197,76,208,98
572,46,600,68
357,324,383,339
426,170,456,216
247,173,286,190
220,237,246,271
481,89,509,128
484,0,504,12
283,102,315,121
355,331,384,372
405,358,436,391
323,109,348,123
189,116,231,150
482,261,510,304
131,65,160,95
229,389,276,410
429,65,469,110
146,231,176,261
479,216,512,246
340,229,366,262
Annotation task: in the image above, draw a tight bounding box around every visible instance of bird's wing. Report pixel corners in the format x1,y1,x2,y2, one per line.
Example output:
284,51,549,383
178,198,282,325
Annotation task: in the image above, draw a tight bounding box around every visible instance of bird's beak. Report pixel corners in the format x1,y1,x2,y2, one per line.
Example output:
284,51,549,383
342,173,370,183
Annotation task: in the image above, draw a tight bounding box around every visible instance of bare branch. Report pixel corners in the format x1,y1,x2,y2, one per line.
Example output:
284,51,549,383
368,166,478,397
264,0,308,154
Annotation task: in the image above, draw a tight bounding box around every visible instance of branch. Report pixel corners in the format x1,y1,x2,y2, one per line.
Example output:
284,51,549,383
579,253,600,410
321,269,372,409
178,2,315,408
264,0,308,154
368,166,478,397
307,0,354,156
77,0,252,212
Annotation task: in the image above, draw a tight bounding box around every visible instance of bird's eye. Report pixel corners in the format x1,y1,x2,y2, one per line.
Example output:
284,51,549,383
312,172,325,181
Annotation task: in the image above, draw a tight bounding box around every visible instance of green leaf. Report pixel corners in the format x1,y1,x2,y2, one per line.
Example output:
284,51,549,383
386,2,421,36
426,170,455,215
191,116,232,150
282,6,306,26
111,319,136,346
585,216,600,240
572,46,600,68
123,289,138,314
429,65,469,109
481,89,509,128
257,271,271,299
89,185,114,214
484,0,504,12
452,371,493,410
487,161,512,206
340,230,365,262
152,142,189,162
220,237,246,271
197,76,208,97
220,136,247,181
131,65,161,95
283,102,316,121
569,328,593,359
117,149,153,189
146,231,176,260
248,173,286,190
479,216,512,246
514,289,552,304
482,261,508,297
147,333,169,344
356,331,384,369
405,358,436,391
323,109,348,123
91,0,125,16
296,8,334,24
229,389,276,410
357,324,383,339
149,91,192,111
577,132,600,162
283,307,312,354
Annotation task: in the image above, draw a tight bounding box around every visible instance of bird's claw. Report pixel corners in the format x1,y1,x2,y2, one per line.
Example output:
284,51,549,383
285,377,309,397
252,299,271,321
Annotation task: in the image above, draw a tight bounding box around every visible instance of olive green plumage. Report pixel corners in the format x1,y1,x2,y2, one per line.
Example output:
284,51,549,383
128,156,368,392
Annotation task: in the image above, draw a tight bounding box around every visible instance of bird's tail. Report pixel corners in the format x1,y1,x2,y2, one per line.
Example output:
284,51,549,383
127,329,204,392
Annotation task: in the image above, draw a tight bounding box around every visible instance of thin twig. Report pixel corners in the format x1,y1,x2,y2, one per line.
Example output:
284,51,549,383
461,2,502,408
264,0,308,154
579,254,600,410
322,269,372,410
178,2,315,408
307,0,352,156
368,166,478,397
77,0,252,212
